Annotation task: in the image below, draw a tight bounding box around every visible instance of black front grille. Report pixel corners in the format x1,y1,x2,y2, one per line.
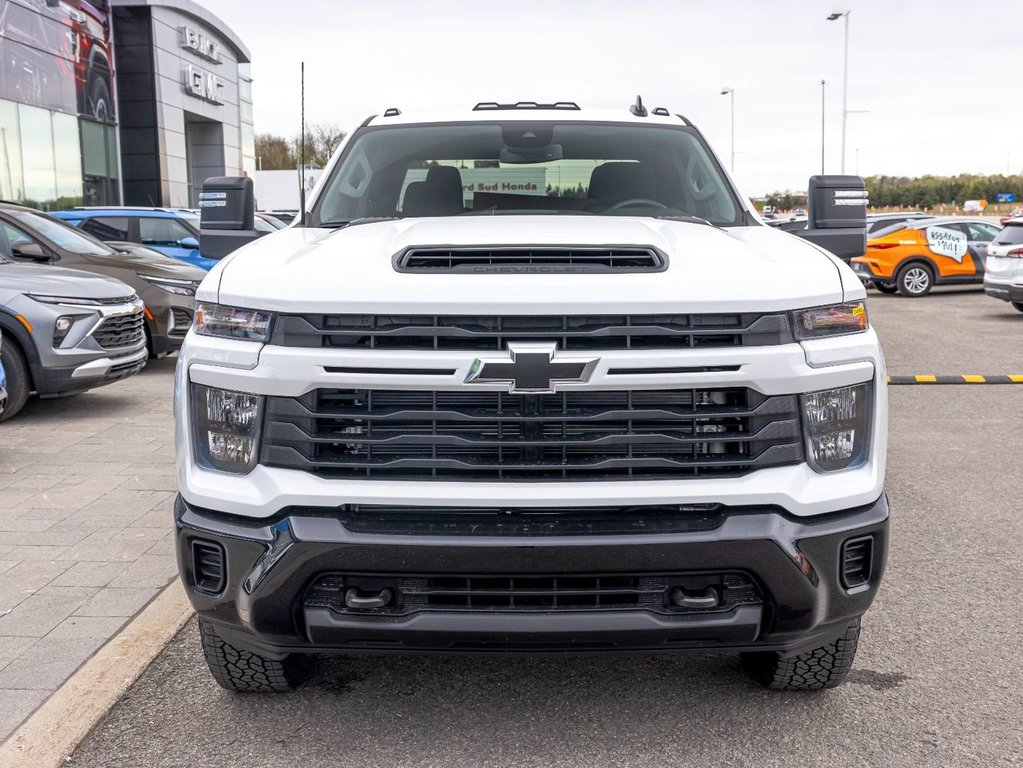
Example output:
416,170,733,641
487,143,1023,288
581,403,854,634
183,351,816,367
841,536,873,589
191,539,225,594
331,503,728,536
394,246,667,273
92,311,145,349
271,313,793,351
305,572,761,616
170,308,192,335
107,356,146,379
260,387,804,480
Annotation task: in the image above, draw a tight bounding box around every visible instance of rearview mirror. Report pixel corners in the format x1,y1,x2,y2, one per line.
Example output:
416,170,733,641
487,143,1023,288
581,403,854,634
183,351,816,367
199,176,264,260
12,242,48,261
793,175,868,263
179,236,200,249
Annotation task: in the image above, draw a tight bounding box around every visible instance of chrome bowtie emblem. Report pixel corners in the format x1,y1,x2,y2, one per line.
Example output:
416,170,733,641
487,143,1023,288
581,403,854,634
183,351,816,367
465,343,598,394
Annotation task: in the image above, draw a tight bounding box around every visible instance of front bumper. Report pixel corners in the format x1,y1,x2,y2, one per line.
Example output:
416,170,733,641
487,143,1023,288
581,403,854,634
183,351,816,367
176,492,889,658
35,346,148,396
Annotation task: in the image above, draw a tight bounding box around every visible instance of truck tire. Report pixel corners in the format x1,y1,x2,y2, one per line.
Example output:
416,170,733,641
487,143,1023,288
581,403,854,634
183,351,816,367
88,72,112,122
198,618,301,692
740,618,860,691
896,262,933,297
0,333,31,422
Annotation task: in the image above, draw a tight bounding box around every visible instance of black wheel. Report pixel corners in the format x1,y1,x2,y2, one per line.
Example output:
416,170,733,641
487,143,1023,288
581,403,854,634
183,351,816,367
87,72,112,122
0,333,31,422
1011,301,1023,313
874,282,898,294
896,262,934,297
198,618,302,692
741,618,861,691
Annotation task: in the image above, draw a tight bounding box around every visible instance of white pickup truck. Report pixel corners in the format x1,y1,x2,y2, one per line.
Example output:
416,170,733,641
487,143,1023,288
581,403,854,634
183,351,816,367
175,100,888,693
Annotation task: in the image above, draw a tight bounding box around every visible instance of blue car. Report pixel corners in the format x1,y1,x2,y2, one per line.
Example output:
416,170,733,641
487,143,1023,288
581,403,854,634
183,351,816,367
51,208,216,271
0,336,6,417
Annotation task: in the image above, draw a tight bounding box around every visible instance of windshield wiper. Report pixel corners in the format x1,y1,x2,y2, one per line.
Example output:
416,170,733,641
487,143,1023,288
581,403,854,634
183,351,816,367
322,216,400,229
653,214,718,227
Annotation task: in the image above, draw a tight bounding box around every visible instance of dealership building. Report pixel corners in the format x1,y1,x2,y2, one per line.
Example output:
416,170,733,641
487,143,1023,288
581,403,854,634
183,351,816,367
0,0,254,209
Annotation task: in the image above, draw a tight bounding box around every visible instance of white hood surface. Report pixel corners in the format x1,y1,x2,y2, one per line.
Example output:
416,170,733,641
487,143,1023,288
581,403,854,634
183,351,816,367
212,217,849,314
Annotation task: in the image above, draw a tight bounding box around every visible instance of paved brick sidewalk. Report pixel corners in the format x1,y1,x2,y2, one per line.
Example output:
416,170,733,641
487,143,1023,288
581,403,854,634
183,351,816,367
0,357,180,742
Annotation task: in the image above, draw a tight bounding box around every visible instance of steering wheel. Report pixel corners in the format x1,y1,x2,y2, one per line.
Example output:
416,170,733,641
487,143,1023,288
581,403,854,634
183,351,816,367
604,198,669,212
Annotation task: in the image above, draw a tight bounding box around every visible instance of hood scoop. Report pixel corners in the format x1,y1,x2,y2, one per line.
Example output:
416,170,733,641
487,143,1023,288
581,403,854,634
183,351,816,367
393,245,668,274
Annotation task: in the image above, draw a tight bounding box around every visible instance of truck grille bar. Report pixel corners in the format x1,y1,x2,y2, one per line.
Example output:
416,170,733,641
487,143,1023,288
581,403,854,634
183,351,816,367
271,313,794,351
260,387,804,480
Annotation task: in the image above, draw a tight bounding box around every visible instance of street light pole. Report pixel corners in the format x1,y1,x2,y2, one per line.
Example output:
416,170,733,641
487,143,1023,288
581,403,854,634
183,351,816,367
720,87,735,172
827,11,850,173
819,79,826,174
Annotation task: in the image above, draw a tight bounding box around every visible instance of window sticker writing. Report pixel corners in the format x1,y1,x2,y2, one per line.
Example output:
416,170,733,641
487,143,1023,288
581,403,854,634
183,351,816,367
926,226,967,262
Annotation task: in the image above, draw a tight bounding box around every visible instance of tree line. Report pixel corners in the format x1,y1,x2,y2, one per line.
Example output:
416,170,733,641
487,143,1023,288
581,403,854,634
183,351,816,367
254,123,346,170
763,174,1023,211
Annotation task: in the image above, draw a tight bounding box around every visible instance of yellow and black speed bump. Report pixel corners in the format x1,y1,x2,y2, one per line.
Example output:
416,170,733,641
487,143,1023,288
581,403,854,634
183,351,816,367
886,374,1023,385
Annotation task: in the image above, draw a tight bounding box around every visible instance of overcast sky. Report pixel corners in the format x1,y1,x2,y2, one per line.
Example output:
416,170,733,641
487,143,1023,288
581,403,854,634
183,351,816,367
201,0,1023,196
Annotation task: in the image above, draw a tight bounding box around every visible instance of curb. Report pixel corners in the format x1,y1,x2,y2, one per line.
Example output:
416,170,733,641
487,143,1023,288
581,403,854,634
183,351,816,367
0,580,194,768
887,374,1023,385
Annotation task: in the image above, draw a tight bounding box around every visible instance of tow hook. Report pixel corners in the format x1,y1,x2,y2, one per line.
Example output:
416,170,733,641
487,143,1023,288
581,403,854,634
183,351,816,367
671,586,719,609
344,588,393,610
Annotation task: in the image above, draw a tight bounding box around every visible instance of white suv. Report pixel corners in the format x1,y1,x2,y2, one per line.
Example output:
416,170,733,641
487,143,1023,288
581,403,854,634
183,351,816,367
175,101,888,693
984,218,1023,312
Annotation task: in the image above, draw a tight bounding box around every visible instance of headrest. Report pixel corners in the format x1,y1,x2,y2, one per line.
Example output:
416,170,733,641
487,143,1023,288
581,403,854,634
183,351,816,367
588,162,655,204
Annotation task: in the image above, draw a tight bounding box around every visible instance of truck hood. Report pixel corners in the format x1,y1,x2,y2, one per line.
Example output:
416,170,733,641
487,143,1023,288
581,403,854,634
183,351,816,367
0,262,136,300
214,217,846,313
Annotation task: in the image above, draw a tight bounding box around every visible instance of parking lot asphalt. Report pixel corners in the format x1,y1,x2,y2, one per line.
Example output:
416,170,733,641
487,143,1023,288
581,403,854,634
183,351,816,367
10,287,1023,766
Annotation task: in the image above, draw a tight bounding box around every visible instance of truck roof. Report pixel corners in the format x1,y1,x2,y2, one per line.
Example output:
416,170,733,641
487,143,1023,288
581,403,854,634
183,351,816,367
363,101,692,128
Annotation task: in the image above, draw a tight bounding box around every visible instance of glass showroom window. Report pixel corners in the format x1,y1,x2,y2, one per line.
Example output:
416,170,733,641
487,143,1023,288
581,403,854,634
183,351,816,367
0,100,24,201
53,112,84,208
19,104,57,207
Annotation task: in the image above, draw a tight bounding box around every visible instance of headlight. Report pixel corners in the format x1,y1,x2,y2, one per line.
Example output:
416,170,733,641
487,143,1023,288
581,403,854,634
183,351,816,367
191,383,264,474
194,302,273,342
792,301,868,339
801,382,872,472
138,274,199,296
28,294,104,307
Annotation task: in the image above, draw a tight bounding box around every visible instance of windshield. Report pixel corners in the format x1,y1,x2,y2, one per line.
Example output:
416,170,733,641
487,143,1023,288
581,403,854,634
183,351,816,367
313,122,741,226
10,211,115,256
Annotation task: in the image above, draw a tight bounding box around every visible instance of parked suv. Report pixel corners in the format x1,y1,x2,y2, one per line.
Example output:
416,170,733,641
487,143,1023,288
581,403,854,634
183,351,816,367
51,207,215,270
176,102,888,694
851,217,1000,295
0,204,204,358
983,218,1023,312
0,257,146,421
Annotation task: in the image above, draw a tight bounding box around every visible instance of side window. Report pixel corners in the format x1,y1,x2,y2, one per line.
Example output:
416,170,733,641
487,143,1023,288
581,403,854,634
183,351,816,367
0,220,36,256
81,217,131,241
139,218,192,247
967,223,998,241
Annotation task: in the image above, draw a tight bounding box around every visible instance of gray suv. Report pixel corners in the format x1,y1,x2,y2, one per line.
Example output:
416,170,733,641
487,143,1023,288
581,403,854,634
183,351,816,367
0,257,147,421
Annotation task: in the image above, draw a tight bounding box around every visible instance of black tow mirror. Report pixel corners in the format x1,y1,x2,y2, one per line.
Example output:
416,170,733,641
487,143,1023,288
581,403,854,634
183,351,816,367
198,176,265,260
12,242,49,262
793,175,868,263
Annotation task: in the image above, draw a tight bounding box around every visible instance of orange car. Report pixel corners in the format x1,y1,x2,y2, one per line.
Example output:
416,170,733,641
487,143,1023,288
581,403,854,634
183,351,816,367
850,217,1001,296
